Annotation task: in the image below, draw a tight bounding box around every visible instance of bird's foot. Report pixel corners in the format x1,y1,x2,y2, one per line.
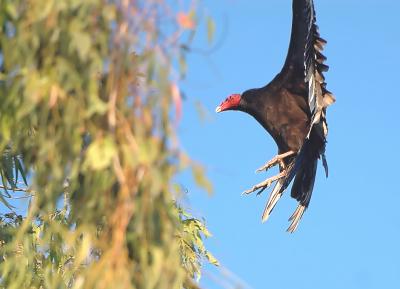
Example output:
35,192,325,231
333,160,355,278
242,170,287,196
256,150,296,173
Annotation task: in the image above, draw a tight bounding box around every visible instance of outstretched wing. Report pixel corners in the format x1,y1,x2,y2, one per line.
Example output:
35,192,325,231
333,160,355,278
278,0,335,232
281,0,335,134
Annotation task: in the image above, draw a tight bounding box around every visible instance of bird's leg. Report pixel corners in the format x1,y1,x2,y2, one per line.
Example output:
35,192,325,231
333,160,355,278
256,150,296,173
242,170,287,195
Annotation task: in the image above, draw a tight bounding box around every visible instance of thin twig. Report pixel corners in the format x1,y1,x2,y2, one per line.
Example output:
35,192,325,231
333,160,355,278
0,185,35,196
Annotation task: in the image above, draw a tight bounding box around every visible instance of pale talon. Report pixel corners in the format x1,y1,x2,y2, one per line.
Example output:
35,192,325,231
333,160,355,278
243,171,287,195
256,151,296,173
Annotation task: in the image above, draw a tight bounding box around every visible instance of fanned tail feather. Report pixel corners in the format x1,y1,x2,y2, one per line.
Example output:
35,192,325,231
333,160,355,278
267,127,324,232
287,205,306,233
261,179,284,223
287,152,317,233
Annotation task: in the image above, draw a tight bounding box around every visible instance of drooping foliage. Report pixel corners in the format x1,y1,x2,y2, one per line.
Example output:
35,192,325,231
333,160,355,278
0,0,216,288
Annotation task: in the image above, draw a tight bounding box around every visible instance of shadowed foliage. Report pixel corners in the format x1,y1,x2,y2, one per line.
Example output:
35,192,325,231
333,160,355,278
0,0,217,288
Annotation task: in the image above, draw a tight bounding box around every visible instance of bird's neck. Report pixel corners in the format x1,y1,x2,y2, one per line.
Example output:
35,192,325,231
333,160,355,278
239,88,269,117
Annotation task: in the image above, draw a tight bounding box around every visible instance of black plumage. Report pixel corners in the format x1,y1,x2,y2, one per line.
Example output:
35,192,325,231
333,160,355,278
216,0,335,232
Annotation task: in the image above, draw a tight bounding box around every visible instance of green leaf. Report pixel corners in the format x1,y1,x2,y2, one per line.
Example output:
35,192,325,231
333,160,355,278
0,170,12,197
86,94,108,117
179,54,187,78
84,137,117,171
206,17,216,44
0,192,14,210
6,3,18,19
1,150,15,189
192,164,213,195
73,31,91,60
15,157,28,186
205,251,219,266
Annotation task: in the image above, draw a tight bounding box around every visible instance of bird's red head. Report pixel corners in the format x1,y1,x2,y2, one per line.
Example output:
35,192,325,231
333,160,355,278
215,94,241,113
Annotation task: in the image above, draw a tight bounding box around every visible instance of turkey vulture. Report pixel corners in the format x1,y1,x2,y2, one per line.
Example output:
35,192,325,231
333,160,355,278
216,0,335,232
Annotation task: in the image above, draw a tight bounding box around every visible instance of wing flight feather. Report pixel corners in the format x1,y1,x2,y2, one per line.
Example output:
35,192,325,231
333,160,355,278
282,0,335,138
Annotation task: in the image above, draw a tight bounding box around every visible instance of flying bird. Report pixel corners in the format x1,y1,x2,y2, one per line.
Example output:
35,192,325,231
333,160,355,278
216,0,335,232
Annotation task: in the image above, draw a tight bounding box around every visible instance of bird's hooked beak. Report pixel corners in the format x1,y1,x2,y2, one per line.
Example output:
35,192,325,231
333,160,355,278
216,94,241,113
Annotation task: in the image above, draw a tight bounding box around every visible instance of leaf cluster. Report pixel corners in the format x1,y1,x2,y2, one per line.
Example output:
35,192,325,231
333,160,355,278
0,0,217,288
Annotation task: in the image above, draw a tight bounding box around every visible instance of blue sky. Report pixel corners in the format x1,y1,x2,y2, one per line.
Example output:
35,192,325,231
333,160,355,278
178,0,400,288
2,1,399,288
